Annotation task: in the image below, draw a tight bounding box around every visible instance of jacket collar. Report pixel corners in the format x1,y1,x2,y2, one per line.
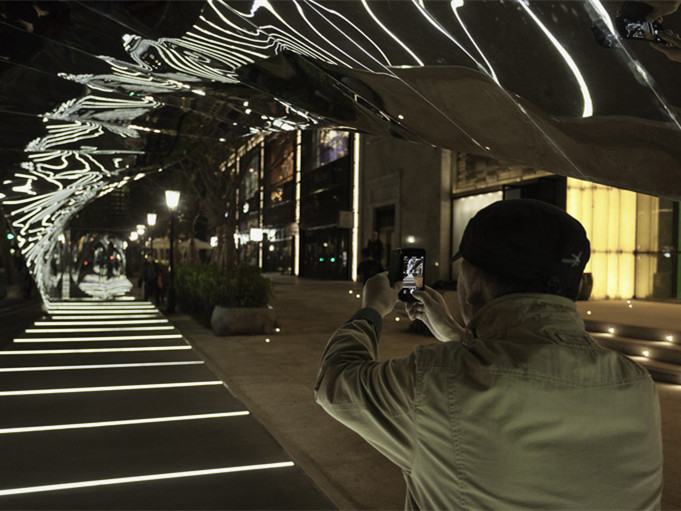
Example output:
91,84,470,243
464,293,584,341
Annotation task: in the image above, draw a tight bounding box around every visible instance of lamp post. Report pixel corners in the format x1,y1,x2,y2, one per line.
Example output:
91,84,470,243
146,213,157,260
165,191,180,313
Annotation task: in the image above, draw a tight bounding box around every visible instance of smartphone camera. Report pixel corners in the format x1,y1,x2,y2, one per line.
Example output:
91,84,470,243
615,1,664,43
389,248,425,302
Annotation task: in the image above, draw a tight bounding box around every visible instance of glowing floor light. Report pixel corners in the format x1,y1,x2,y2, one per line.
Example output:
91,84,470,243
48,309,159,315
0,361,203,372
0,380,224,396
26,326,175,333
0,346,192,355
0,411,250,434
51,315,160,320
14,334,183,342
0,461,295,496
34,320,169,326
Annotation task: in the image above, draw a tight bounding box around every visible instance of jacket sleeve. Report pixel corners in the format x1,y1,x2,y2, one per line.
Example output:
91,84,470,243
314,308,417,471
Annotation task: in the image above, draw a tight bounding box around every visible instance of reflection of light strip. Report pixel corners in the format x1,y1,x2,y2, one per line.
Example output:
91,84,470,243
0,361,203,372
0,461,294,496
351,133,360,282
15,334,183,342
410,0,498,83
51,315,159,320
517,0,593,118
26,327,174,333
0,381,223,396
361,0,423,66
0,346,191,355
35,320,168,326
449,1,499,84
0,411,249,434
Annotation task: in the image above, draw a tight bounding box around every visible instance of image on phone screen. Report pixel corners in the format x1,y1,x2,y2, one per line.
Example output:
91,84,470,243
402,255,424,290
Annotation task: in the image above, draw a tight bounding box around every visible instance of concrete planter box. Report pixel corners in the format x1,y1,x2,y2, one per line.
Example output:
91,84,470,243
210,305,276,335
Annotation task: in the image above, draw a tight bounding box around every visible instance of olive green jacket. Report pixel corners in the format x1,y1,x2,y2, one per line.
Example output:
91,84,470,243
315,293,662,510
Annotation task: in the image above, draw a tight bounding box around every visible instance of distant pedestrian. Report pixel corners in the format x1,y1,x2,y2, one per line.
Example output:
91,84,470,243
366,231,383,265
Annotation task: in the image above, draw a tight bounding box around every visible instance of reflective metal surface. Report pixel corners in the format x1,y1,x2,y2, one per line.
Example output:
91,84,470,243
1,0,680,296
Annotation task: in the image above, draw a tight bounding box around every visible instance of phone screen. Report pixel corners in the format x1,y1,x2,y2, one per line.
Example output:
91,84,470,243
402,254,425,290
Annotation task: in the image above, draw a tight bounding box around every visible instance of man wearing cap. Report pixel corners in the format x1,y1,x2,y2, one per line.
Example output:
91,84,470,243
315,199,662,510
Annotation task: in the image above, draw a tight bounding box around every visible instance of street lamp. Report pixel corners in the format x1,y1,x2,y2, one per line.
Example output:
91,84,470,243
165,190,180,313
147,213,157,260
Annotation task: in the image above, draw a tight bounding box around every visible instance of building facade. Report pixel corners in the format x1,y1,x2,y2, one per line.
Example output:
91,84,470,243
233,129,680,301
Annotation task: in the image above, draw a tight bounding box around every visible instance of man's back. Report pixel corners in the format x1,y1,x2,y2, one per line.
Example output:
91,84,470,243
407,294,662,509
316,293,662,510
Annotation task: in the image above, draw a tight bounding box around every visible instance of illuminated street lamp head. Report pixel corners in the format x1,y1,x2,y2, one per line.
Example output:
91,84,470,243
147,213,157,226
130,231,139,241
165,190,180,210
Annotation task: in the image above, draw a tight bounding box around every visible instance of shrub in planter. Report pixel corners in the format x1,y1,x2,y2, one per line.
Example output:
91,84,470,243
175,264,273,333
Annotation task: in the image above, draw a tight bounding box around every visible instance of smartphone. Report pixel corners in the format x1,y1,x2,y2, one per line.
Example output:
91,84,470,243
389,248,425,302
615,1,665,43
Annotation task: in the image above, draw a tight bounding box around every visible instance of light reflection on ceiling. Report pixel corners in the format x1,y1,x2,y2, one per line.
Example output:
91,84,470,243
1,0,680,299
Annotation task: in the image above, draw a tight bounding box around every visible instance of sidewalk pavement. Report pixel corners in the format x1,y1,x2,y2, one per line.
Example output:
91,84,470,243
170,275,681,510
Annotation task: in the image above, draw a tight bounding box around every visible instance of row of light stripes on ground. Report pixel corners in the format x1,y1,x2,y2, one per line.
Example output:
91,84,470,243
26,326,175,333
0,381,224,396
0,361,203,372
0,461,295,496
15,334,183,342
0,411,250,434
0,346,192,355
34,320,169,326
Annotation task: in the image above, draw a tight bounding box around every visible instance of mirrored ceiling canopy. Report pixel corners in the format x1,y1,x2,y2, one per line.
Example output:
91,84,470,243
1,0,680,297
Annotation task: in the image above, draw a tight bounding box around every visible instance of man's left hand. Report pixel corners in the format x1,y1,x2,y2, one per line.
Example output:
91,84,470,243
362,272,402,317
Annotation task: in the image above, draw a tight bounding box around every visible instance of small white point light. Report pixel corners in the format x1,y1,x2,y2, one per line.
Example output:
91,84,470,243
356,294,361,299
608,328,615,334
666,335,673,342
265,338,271,343
643,350,649,357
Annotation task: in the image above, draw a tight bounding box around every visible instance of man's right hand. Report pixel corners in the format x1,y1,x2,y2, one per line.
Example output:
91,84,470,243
405,286,464,342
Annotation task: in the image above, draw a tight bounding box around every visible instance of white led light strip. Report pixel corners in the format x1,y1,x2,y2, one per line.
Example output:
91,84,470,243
50,315,159,320
34,320,168,326
26,326,175,333
0,381,223,396
15,334,183,342
0,361,203,372
0,461,294,496
48,310,158,315
0,346,191,355
46,303,155,308
0,411,249,434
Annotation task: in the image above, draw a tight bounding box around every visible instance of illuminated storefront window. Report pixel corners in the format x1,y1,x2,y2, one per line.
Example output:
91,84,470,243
567,178,680,300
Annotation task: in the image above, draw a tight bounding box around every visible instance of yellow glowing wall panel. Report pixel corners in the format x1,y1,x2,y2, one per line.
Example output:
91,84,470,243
566,178,637,300
620,253,636,298
621,191,637,251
